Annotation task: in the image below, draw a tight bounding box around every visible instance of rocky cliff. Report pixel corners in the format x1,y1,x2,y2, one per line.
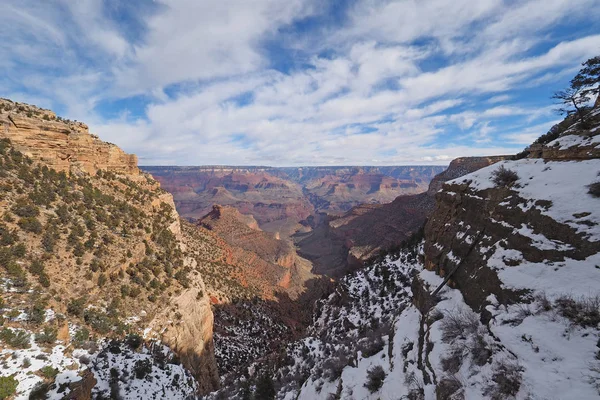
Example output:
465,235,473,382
198,205,315,299
423,110,600,312
0,99,218,398
0,99,138,176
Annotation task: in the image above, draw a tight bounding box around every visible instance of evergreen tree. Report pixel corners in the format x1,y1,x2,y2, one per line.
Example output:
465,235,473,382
254,373,275,400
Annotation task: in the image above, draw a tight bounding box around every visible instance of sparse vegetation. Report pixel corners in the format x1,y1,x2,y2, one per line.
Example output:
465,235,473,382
588,182,600,198
0,376,18,400
484,360,523,400
0,328,31,348
491,165,519,187
555,294,600,327
440,309,479,342
364,365,386,393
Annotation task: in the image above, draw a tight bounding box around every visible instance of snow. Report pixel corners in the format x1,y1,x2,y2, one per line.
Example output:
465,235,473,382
547,133,600,150
0,320,196,400
516,224,573,251
0,330,82,400
449,158,600,240
490,305,600,399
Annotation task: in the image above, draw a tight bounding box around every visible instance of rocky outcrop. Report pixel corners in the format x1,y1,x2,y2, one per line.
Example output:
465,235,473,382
0,98,218,395
198,205,315,299
148,270,219,393
0,99,138,176
426,156,508,196
423,125,600,312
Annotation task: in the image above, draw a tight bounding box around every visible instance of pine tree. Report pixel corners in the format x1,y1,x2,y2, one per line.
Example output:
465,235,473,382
254,373,275,400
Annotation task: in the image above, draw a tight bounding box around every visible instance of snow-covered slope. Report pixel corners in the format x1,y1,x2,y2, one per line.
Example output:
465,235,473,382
0,319,198,399
219,125,600,399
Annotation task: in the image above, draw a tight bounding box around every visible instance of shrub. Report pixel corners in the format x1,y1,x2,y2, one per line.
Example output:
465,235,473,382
97,273,107,288
133,359,152,379
555,294,600,327
364,365,386,393
12,198,39,217
357,335,385,358
83,309,112,334
67,297,86,318
28,382,51,400
39,365,59,379
35,327,57,344
588,182,600,198
441,347,464,374
254,373,276,400
322,349,351,382
10,243,26,258
0,328,31,348
72,327,90,344
0,224,16,246
440,309,479,342
125,334,143,350
38,272,50,288
0,376,18,399
30,259,45,275
437,377,463,400
485,360,523,399
491,165,519,187
18,217,42,233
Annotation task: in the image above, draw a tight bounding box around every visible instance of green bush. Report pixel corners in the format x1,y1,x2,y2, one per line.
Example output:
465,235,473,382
67,297,86,318
491,165,519,187
0,376,18,399
12,198,40,217
18,217,42,233
72,327,90,344
0,328,31,348
35,327,57,344
10,243,26,258
0,224,16,246
39,365,59,379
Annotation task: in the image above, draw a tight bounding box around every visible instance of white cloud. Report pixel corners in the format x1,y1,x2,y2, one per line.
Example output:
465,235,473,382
114,0,316,93
2,0,598,166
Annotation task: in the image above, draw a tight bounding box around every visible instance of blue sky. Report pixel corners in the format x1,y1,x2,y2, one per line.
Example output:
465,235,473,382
2,0,600,166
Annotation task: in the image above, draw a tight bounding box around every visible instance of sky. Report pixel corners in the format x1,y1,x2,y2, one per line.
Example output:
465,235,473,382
1,0,599,166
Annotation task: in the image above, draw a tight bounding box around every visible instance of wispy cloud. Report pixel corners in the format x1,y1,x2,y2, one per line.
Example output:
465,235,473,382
1,0,599,165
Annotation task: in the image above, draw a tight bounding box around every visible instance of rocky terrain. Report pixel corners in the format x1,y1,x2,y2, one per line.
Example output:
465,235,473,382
144,165,446,279
295,157,506,277
198,205,315,300
0,99,220,398
0,99,138,176
142,165,444,235
207,106,600,399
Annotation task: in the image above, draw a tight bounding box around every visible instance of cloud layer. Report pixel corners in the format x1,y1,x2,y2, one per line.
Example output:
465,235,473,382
2,0,599,165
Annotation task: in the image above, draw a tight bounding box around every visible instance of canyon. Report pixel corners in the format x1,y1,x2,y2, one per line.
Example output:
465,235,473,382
0,96,598,400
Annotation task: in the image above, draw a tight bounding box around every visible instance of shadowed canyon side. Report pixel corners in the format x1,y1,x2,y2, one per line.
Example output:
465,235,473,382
0,99,219,397
295,156,508,276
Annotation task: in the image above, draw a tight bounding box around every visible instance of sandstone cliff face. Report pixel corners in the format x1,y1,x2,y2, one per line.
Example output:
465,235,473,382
147,264,219,393
0,98,218,395
0,99,138,176
198,205,315,299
